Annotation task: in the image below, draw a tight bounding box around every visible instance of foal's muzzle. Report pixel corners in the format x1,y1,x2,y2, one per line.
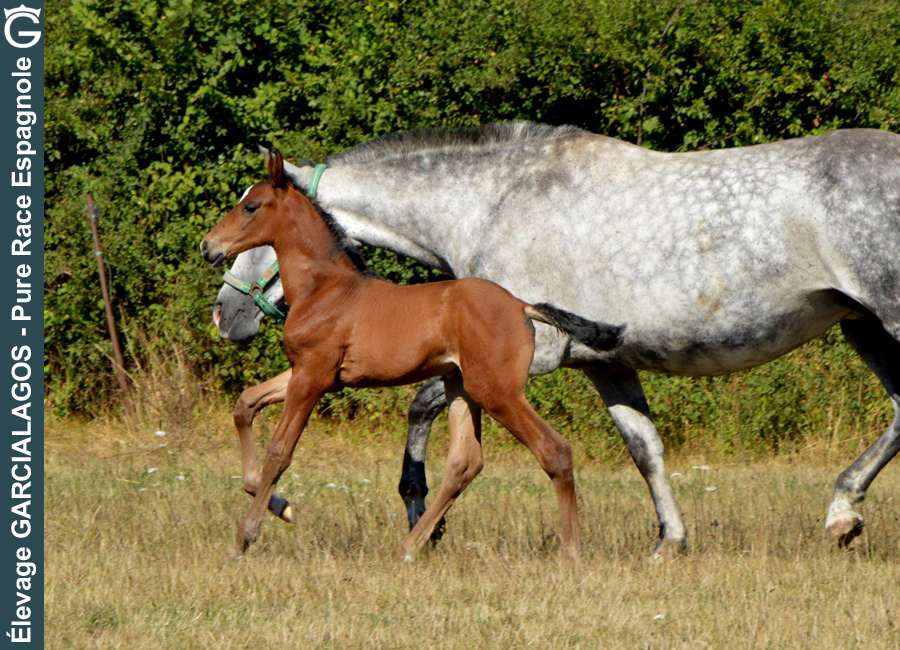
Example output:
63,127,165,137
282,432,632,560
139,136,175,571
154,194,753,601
200,239,227,267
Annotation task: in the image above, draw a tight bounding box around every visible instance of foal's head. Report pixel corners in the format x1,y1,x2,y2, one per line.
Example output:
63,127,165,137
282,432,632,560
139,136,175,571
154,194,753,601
201,149,319,267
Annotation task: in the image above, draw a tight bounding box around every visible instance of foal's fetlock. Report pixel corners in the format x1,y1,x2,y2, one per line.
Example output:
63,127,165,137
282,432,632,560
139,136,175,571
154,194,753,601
232,521,258,559
429,517,447,544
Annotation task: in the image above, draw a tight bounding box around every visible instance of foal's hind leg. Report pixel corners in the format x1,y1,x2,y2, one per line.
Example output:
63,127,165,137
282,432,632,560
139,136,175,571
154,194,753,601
233,369,293,522
398,378,447,533
398,375,482,560
480,393,580,560
826,317,900,545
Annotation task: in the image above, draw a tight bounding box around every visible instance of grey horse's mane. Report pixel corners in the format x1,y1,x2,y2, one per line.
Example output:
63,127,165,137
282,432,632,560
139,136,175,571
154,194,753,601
326,121,584,167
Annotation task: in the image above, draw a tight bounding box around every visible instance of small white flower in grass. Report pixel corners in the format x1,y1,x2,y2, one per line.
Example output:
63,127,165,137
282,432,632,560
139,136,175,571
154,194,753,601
175,475,186,481
671,472,682,478
364,499,371,504
138,488,147,492
653,614,665,621
158,443,167,448
692,465,710,471
277,487,284,493
298,493,305,497
230,476,241,480
705,487,717,492
154,430,166,438
147,468,158,474
326,483,337,489
361,479,371,484
292,474,299,479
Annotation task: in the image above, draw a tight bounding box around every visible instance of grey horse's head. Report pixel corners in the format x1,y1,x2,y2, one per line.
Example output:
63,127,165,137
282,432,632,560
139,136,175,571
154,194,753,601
213,244,285,343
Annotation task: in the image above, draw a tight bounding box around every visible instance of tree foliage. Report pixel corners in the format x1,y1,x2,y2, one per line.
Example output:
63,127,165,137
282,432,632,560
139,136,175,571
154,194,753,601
46,0,900,449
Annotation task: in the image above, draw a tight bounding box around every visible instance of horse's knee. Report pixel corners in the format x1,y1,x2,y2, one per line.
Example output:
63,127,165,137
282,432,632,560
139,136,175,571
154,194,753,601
470,451,485,475
242,475,260,496
234,394,255,429
446,455,469,481
445,455,481,494
544,438,573,482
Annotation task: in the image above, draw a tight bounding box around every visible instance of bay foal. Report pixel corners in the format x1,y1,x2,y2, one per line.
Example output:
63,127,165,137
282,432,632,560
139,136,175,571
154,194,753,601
201,150,624,560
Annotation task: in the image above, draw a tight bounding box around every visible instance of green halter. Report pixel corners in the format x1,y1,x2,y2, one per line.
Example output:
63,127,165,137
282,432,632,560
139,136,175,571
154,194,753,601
222,259,286,320
221,163,326,321
308,163,327,199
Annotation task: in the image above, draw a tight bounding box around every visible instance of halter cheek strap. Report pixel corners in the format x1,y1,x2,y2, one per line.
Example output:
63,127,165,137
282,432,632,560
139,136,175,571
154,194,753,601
222,259,286,320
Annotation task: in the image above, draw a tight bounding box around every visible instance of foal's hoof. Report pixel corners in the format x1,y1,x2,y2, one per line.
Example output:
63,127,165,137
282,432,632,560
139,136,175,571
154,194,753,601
826,509,864,547
651,536,688,561
269,495,293,523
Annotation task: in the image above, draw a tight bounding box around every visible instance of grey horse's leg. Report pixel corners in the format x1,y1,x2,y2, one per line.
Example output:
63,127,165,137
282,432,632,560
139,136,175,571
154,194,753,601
826,317,900,545
398,378,448,533
584,365,687,558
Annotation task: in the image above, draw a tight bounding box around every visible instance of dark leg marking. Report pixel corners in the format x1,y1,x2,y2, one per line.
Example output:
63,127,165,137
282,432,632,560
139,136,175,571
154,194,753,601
398,378,448,536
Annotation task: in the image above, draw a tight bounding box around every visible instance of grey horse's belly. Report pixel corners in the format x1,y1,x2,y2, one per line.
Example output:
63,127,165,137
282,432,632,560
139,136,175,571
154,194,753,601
610,293,852,376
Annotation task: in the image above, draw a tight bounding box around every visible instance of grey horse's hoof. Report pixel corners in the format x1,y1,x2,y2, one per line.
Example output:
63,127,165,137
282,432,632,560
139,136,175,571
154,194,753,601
826,509,864,547
651,535,688,561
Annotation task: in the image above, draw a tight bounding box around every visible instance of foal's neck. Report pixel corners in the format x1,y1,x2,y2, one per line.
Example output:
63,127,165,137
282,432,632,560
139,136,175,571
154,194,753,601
273,190,362,308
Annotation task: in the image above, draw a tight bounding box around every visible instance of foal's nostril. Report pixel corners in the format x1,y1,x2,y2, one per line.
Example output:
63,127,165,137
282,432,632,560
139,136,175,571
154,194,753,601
200,240,209,260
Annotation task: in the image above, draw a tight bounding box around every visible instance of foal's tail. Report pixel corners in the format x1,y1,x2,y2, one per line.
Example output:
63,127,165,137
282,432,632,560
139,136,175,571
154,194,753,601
524,303,625,352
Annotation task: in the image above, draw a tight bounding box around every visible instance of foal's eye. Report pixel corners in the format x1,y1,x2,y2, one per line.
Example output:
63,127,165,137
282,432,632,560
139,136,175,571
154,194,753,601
243,202,261,215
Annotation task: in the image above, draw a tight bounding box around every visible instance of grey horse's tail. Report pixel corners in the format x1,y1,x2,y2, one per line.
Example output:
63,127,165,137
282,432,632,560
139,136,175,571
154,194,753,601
524,303,625,352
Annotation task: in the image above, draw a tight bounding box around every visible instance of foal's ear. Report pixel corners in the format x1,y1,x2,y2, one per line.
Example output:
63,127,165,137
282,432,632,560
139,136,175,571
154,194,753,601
267,148,287,189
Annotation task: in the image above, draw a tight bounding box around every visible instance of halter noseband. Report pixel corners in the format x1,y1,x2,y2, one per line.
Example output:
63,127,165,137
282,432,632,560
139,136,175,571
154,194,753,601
222,260,286,320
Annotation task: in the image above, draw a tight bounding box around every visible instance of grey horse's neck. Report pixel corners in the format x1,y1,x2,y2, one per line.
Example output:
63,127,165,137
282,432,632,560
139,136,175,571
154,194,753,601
290,122,592,276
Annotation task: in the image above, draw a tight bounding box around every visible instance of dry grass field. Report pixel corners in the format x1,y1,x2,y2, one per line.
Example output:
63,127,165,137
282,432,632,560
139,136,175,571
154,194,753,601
46,410,900,649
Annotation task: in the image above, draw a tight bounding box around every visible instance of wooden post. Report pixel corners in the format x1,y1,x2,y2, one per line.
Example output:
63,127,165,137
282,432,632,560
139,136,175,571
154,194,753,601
87,195,129,402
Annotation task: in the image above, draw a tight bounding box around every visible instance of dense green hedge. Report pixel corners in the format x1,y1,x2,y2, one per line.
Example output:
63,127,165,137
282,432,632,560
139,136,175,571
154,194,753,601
46,0,900,449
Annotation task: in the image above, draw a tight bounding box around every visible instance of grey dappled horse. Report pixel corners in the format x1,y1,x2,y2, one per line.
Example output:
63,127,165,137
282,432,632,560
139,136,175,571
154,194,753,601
217,122,900,556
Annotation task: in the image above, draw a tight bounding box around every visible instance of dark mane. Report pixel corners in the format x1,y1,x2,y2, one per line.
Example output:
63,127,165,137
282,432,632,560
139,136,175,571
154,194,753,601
287,181,374,276
326,121,584,167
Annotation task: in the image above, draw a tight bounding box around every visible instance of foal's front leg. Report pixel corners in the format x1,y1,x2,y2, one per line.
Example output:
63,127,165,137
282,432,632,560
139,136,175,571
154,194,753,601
233,369,292,521
233,372,324,558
